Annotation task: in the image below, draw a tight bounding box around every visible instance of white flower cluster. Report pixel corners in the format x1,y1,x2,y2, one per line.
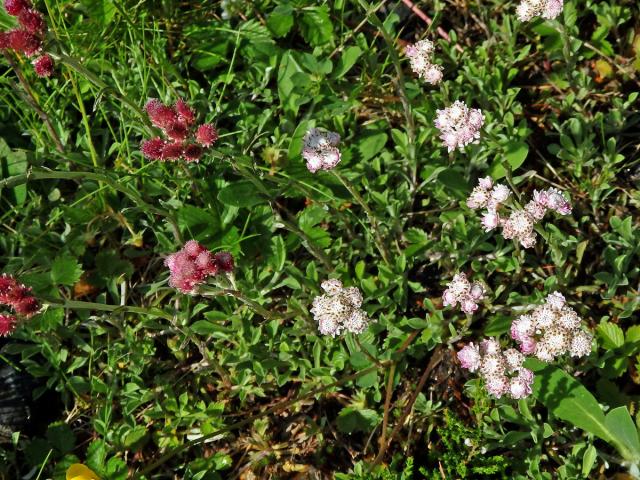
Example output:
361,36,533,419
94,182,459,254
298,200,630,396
467,177,572,248
405,39,443,85
516,0,563,22
302,128,341,173
442,273,485,314
434,101,485,152
457,339,534,399
311,279,371,337
510,292,593,361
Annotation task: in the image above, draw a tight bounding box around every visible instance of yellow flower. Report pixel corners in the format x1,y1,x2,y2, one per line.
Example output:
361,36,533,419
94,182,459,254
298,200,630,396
66,464,100,480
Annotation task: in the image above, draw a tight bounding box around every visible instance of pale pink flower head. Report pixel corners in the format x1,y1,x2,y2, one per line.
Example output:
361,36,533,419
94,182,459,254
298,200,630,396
457,343,482,372
519,336,537,354
544,188,572,215
509,370,534,399
442,273,484,314
525,200,547,221
302,128,341,173
405,39,442,85
510,314,535,343
542,0,563,19
569,331,593,357
481,211,500,231
467,186,490,210
434,101,484,152
545,291,566,311
478,176,493,190
485,374,509,398
481,338,501,355
490,184,511,204
311,280,371,337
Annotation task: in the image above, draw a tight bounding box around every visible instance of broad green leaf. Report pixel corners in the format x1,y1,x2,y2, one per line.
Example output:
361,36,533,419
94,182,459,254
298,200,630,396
334,46,363,78
528,359,610,442
217,181,266,208
490,141,529,178
266,4,294,37
604,407,640,461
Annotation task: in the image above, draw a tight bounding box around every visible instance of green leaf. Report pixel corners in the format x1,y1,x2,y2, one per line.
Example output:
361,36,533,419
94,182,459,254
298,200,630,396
217,181,266,208
529,360,640,462
528,359,610,442
300,6,333,46
50,255,83,286
597,321,625,349
334,46,363,78
46,422,75,454
490,141,529,179
80,0,116,26
336,407,380,433
266,4,294,37
581,445,597,477
604,407,640,462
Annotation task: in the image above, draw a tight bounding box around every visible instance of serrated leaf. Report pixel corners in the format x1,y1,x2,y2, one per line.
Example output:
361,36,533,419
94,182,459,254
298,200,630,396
597,321,625,350
336,407,380,433
266,4,294,37
51,255,83,286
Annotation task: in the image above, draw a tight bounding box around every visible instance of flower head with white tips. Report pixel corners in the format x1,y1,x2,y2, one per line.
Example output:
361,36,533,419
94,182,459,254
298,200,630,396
302,128,341,173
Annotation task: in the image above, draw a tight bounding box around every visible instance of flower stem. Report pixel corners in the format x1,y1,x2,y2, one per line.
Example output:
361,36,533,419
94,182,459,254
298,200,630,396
0,168,183,243
44,299,174,322
199,287,281,321
331,170,392,265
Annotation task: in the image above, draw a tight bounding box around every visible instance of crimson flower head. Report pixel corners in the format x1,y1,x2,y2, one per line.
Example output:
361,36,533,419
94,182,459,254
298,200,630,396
213,251,234,273
0,314,18,337
4,0,31,16
140,137,166,160
161,142,184,161
33,54,54,77
196,124,218,147
175,99,195,125
165,240,221,293
8,29,41,56
140,98,218,163
183,144,203,163
0,32,10,49
145,99,177,129
0,273,39,337
18,8,44,34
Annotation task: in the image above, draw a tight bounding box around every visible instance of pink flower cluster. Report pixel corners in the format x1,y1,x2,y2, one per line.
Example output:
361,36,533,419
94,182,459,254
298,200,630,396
0,0,54,77
467,177,572,248
458,339,534,399
165,240,234,293
442,273,485,314
434,101,484,152
405,39,443,85
516,0,563,22
140,99,218,163
302,128,341,173
511,292,593,361
0,273,40,336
